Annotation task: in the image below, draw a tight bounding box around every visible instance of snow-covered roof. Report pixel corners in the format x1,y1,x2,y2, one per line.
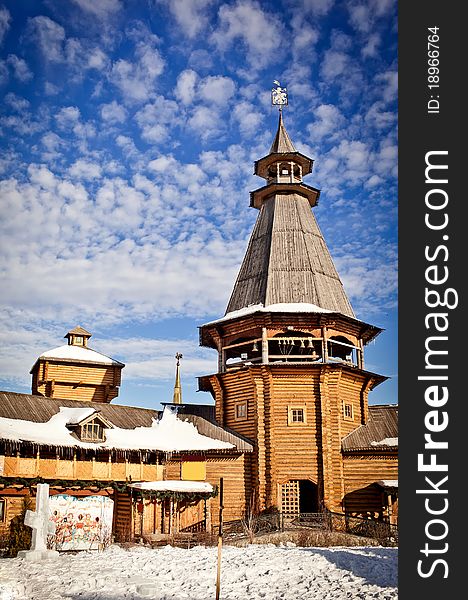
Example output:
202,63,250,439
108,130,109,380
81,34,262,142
31,344,124,368
341,405,398,452
130,480,214,494
203,302,332,327
60,407,96,425
370,437,398,447
376,480,398,489
0,405,234,452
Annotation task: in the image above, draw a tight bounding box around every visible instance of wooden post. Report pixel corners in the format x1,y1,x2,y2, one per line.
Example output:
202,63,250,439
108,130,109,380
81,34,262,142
261,328,268,364
215,478,224,600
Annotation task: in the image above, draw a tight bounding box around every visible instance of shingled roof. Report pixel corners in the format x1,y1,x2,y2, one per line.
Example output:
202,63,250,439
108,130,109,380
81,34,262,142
341,405,398,452
225,113,355,318
269,111,296,153
0,391,253,453
226,193,355,317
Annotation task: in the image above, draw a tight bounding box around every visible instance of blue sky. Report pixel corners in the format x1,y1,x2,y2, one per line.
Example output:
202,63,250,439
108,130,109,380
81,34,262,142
0,0,397,410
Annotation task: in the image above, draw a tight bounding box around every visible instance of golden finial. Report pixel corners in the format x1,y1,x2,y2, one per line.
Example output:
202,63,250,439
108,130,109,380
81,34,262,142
173,353,183,404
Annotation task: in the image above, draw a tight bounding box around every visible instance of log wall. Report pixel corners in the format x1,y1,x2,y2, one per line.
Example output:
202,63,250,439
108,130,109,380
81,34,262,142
343,454,398,517
32,360,122,403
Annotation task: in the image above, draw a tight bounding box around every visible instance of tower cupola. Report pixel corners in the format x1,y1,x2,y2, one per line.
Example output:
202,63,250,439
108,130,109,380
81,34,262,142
250,112,320,210
65,325,92,347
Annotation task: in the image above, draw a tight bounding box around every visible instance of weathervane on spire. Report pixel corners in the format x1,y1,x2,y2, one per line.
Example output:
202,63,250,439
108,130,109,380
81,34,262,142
271,80,288,111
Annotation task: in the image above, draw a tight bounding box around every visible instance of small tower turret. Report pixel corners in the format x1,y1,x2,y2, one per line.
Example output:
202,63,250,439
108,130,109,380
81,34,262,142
30,328,124,403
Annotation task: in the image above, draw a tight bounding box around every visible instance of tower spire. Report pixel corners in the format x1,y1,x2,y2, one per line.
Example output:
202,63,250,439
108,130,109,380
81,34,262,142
172,353,183,404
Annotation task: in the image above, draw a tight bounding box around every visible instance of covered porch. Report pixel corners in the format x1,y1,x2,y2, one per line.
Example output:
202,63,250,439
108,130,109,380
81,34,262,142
114,480,218,543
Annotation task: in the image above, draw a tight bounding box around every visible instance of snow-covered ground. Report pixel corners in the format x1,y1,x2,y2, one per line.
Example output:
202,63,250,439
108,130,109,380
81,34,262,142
0,543,397,600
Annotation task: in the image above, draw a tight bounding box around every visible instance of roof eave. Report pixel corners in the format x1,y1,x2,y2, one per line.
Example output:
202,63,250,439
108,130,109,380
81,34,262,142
249,183,320,209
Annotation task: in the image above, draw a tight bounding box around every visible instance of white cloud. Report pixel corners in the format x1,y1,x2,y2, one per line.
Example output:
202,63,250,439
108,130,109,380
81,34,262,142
377,70,397,103
135,96,181,144
320,50,349,80
40,132,65,157
100,100,127,124
71,0,122,18
26,15,109,78
0,5,11,45
198,75,235,105
109,46,165,103
365,101,396,130
175,69,198,106
69,159,102,181
361,33,381,58
55,106,96,139
232,101,263,137
211,0,284,68
27,15,66,63
4,92,30,112
6,55,33,82
307,104,345,142
156,0,215,39
299,0,335,16
0,59,7,85
348,0,395,34
187,105,223,141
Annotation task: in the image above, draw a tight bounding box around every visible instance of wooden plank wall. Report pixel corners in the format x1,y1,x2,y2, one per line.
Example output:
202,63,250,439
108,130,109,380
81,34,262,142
1,454,161,482
342,455,398,517
0,492,32,538
164,455,252,527
32,361,121,402
113,490,133,541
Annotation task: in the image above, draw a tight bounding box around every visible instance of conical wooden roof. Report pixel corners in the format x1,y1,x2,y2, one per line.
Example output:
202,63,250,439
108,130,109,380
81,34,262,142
226,116,355,318
226,194,355,317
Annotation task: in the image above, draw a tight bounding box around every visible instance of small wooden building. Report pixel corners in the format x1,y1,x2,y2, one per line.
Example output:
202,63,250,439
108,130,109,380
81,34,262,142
30,326,124,403
0,391,253,544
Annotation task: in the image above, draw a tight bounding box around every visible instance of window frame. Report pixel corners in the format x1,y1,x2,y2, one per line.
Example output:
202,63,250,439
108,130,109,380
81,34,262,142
80,421,105,442
234,401,248,421
343,403,354,420
287,405,307,426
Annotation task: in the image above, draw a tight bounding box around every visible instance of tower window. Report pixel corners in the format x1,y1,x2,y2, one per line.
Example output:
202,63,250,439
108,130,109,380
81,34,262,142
343,403,354,420
235,401,248,420
288,405,307,426
74,336,83,345
0,498,5,522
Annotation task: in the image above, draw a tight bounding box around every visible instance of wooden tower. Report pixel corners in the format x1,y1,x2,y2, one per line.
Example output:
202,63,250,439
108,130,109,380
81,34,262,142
30,326,125,403
198,113,387,515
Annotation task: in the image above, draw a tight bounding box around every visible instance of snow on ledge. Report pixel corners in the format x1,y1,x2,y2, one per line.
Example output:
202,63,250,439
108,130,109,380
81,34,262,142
203,302,332,326
370,437,398,447
130,480,214,494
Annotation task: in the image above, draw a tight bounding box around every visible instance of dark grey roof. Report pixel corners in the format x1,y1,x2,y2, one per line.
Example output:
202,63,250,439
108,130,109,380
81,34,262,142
0,391,253,452
226,193,355,317
341,405,398,452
